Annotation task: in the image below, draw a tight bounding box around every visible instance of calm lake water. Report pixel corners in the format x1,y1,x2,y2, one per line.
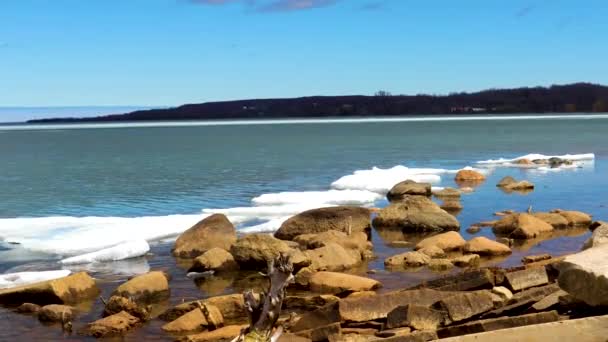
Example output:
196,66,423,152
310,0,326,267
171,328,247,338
0,116,607,340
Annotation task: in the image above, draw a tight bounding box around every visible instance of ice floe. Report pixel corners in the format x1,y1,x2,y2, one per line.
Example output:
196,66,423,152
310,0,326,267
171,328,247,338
62,258,151,276
477,153,595,166
0,270,71,289
59,240,150,265
252,190,382,206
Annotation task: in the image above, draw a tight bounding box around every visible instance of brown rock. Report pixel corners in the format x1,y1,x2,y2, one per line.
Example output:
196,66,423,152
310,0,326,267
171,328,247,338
493,213,553,238
160,294,245,322
16,303,41,314
38,304,74,322
464,237,512,256
466,225,481,234
162,304,223,333
455,169,486,181
188,248,239,273
532,213,569,229
522,254,552,264
103,295,150,321
376,330,438,342
230,233,291,269
504,267,549,292
180,324,246,342
83,311,139,338
275,206,371,241
481,284,560,318
437,291,494,322
306,242,362,272
441,199,463,213
294,230,370,252
553,210,592,226
582,221,608,250
284,295,340,311
112,271,169,303
419,246,447,258
291,302,340,332
451,254,480,268
373,196,460,232
496,176,517,187
434,187,461,199
173,214,236,258
296,322,341,342
295,267,315,288
0,271,99,306
428,259,454,271
387,180,432,201
386,304,445,330
385,251,431,268
309,272,381,294
415,231,466,252
345,291,376,300
412,268,495,291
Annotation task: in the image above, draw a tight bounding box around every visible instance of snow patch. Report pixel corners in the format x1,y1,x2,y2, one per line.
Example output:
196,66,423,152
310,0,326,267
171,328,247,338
0,270,71,289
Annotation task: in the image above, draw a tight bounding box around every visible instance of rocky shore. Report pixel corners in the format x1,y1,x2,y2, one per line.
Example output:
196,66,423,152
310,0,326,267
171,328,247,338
1,166,607,341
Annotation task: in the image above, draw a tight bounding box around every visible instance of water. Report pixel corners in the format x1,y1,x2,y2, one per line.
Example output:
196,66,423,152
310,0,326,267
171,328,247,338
0,116,607,340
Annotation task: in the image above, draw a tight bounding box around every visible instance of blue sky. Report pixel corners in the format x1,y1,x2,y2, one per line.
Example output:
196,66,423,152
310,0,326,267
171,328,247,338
0,0,606,112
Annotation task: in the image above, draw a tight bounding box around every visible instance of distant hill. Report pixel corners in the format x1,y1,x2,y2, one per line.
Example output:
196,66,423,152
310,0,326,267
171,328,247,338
28,83,608,123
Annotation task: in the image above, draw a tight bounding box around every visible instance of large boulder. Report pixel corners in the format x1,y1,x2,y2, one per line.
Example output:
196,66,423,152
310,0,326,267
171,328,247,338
230,233,291,269
305,242,362,272
112,271,170,303
0,271,98,305
275,206,372,241
492,213,553,238
415,231,466,252
173,214,236,258
309,272,381,294
557,244,608,306
582,221,608,250
464,237,512,256
387,180,432,201
373,196,460,232
188,248,239,273
454,169,486,186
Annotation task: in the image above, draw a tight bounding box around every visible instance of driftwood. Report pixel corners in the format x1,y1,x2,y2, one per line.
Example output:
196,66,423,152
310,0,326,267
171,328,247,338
232,253,294,342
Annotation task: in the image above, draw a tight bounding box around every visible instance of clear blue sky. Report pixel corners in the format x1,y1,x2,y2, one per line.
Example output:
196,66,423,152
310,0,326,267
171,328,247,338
0,0,606,109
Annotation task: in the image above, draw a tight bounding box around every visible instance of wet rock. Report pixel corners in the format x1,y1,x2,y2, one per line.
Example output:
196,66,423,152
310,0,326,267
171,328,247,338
428,259,454,272
440,199,463,214
454,169,486,182
103,295,150,321
0,271,99,306
415,231,466,252
522,254,552,264
16,303,41,314
436,291,494,322
284,295,340,311
179,324,246,342
385,251,431,268
160,294,245,322
188,248,239,273
296,322,341,342
412,268,495,291
294,230,370,253
309,272,381,294
387,180,432,201
230,233,291,269
419,246,447,258
532,213,569,229
436,311,560,339
582,221,608,250
373,196,460,232
495,237,513,247
173,214,236,258
38,304,74,322
466,225,481,234
434,187,461,199
338,289,456,322
83,311,139,338
557,244,608,306
275,206,372,241
493,213,553,238
497,176,535,192
112,271,170,303
505,267,549,292
496,176,517,187
162,304,223,333
464,237,512,256
386,304,446,330
552,209,592,227
306,242,362,271
451,254,480,268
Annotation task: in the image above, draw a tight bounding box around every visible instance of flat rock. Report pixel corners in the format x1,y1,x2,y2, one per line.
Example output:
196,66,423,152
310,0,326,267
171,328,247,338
532,213,569,229
162,304,223,333
481,284,560,318
492,213,553,238
372,330,438,342
180,324,247,342
83,311,139,338
436,291,494,322
284,295,340,311
451,254,480,268
373,196,460,232
173,214,236,258
464,237,512,256
306,242,362,271
522,254,552,264
531,289,568,311
386,304,445,330
294,230,370,252
558,244,608,306
230,233,291,269
112,271,170,303
505,267,549,292
160,294,245,322
0,271,98,305
38,304,74,322
415,231,466,252
188,248,239,273
292,302,340,332
387,180,432,201
275,206,371,241
385,251,431,268
411,268,495,291
552,210,592,227
309,272,381,294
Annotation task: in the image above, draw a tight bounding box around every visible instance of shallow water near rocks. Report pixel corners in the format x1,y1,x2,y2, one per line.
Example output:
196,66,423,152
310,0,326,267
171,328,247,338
1,117,607,340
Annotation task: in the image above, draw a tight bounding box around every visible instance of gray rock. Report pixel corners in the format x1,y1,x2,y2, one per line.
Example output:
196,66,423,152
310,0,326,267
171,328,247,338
436,291,495,322
386,304,446,330
558,244,608,306
504,267,549,292
582,221,608,250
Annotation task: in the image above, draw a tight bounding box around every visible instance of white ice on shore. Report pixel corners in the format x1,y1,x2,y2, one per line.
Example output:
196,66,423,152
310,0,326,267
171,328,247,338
477,153,595,165
62,258,150,276
59,240,150,265
252,189,382,206
239,217,290,233
0,270,71,289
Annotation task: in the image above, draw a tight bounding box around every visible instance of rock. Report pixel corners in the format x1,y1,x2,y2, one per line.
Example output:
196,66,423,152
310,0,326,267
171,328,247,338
173,214,236,258
309,272,381,294
291,302,340,332
454,169,486,182
436,311,560,339
388,241,412,248
466,225,481,234
160,294,245,322
419,246,447,258
557,244,608,306
552,209,592,227
338,289,456,322
38,304,74,322
377,330,438,342
0,271,99,306
162,304,223,333
386,304,446,330
387,180,432,201
436,291,494,322
493,213,554,238
531,289,569,311
491,287,513,301
434,187,461,198
415,231,466,252
188,248,239,273
582,221,608,250
230,233,291,268
428,259,454,271
16,303,41,314
532,213,569,229
295,267,315,288
412,268,495,291
502,181,535,192
464,237,512,256
306,242,362,271
112,271,170,303
385,251,431,268
180,324,247,342
522,254,552,264
284,295,340,311
505,267,549,292
375,327,411,338
481,284,560,318
275,206,371,241
278,334,312,342
496,237,513,247
494,210,515,216
441,199,463,215
294,230,370,253
345,291,376,300
496,176,517,187
296,322,341,342
451,254,480,268
103,295,150,321
515,158,534,165
83,311,139,338
373,196,460,232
